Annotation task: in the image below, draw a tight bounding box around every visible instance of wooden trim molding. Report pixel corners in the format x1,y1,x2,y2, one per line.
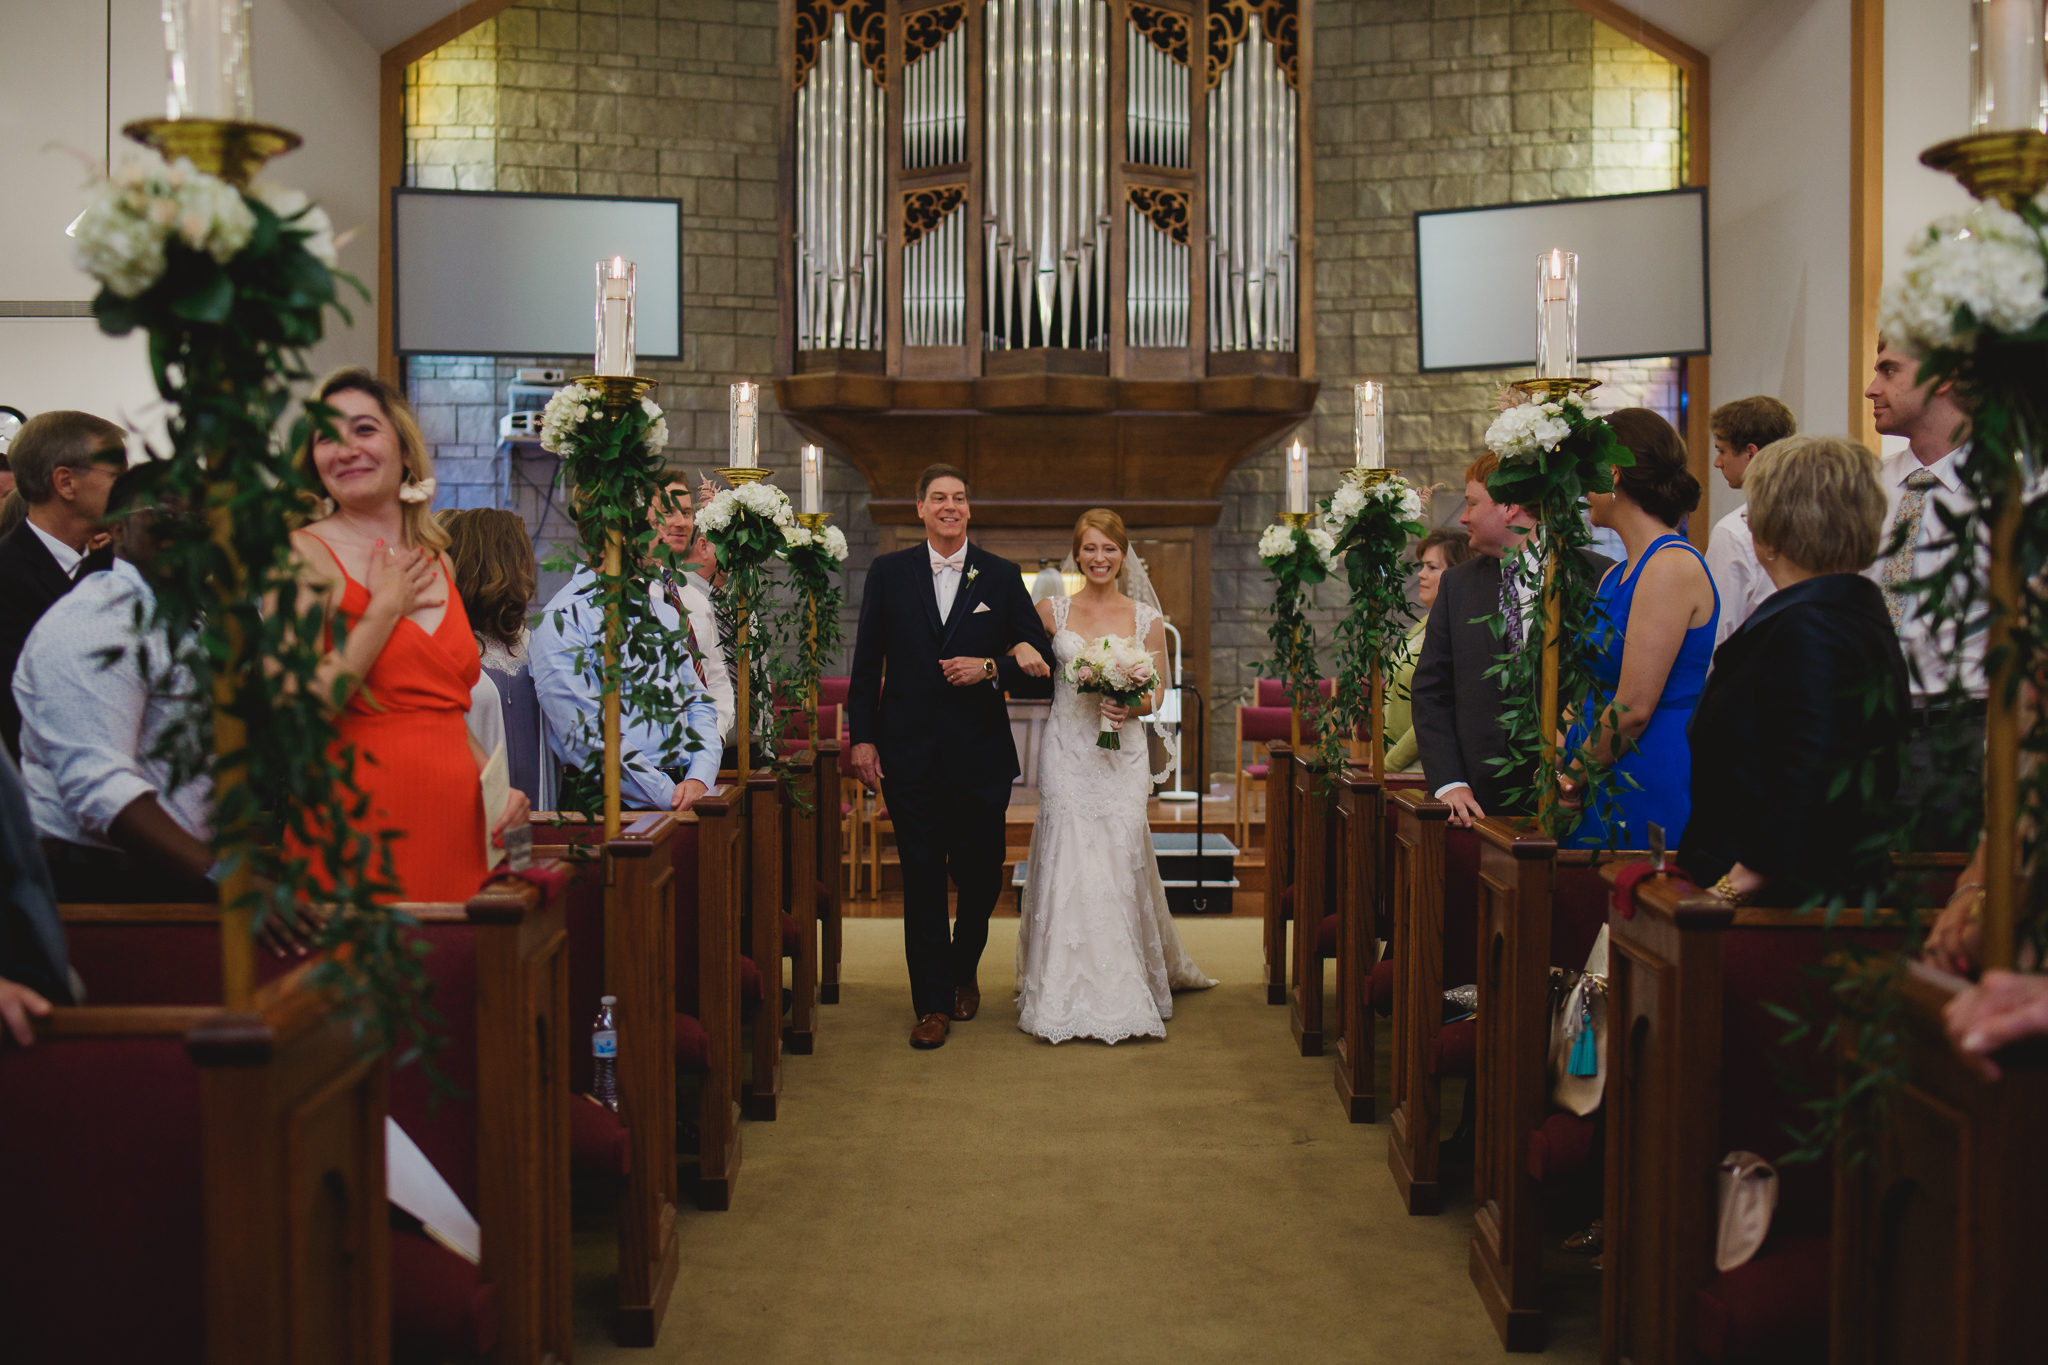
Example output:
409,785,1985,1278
1849,0,1883,450
377,1,522,384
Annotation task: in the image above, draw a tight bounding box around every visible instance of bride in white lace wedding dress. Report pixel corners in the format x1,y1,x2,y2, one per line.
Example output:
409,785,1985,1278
1014,511,1214,1044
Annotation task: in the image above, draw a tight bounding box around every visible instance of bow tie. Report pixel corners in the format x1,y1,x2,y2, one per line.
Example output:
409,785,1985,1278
931,550,966,576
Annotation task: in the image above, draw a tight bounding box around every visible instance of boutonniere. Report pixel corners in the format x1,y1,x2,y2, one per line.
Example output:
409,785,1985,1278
966,566,980,585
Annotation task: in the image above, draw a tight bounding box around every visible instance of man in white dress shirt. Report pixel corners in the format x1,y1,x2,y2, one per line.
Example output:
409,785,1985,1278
650,478,734,745
0,411,123,760
1863,339,1982,837
1704,395,1798,649
15,488,215,902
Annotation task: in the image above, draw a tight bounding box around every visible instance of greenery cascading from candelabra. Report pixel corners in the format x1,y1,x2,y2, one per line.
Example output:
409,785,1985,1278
1480,390,1636,841
1314,468,1428,785
73,158,439,1058
1254,515,1341,739
539,384,711,813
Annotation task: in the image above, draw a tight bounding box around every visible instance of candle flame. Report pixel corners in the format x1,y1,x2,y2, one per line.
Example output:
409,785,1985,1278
609,255,628,278
1548,248,1563,279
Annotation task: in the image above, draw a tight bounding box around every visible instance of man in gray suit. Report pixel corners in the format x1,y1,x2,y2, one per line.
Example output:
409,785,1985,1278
1413,452,1614,828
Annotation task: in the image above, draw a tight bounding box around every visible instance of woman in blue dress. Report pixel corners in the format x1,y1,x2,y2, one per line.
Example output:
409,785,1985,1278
1565,408,1718,849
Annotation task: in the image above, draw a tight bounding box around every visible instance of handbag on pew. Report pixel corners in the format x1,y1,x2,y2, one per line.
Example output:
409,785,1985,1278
1546,925,1609,1116
1715,1151,1779,1271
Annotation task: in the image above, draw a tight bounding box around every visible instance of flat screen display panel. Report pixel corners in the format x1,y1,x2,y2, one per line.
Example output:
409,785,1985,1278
393,189,683,359
1414,188,1707,372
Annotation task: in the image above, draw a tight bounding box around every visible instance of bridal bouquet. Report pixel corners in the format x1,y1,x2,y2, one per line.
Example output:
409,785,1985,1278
1064,635,1156,750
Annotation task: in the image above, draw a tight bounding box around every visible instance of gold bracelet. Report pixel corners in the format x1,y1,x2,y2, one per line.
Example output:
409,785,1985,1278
1709,874,1750,907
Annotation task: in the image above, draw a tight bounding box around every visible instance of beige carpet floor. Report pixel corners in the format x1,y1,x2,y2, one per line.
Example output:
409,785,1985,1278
571,917,1600,1364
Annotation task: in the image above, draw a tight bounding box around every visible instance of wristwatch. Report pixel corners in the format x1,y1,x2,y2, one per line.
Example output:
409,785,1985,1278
982,657,997,680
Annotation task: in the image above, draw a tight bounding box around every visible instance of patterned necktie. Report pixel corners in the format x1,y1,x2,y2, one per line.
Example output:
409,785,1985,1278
662,571,709,685
1499,560,1525,650
1881,469,1940,631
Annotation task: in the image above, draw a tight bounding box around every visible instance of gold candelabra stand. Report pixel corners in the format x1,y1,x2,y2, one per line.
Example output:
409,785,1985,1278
793,513,833,736
1921,126,2047,972
123,117,301,189
1278,511,1314,529
1509,376,1601,402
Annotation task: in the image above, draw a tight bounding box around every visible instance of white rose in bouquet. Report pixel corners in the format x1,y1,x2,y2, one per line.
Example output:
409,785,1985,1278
781,521,815,549
1879,202,2048,356
538,383,600,455
1063,633,1158,749
640,396,670,453
1329,481,1367,523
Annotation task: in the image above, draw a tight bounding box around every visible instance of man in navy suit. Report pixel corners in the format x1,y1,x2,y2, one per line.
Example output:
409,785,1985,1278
847,464,1055,1049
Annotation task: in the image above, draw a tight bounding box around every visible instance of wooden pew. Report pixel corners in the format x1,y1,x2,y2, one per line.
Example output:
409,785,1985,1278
1289,750,1335,1056
1467,823,1627,1351
1386,786,1482,1215
745,767,784,1119
814,737,845,1006
1332,772,1428,1121
1598,864,1961,1365
1263,739,1295,1006
533,813,684,1344
0,932,387,1364
389,871,574,1364
683,786,747,1209
783,750,823,1055
1831,961,2048,1365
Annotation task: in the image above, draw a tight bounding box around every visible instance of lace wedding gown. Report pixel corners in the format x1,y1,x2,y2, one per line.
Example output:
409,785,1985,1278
1014,595,1215,1043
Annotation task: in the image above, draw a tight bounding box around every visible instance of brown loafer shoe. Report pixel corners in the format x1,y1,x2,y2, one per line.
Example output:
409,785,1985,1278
909,1013,950,1049
951,983,981,1021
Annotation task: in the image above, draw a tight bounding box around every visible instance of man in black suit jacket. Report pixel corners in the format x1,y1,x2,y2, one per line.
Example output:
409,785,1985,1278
1413,454,1613,826
848,464,1055,1048
0,411,124,761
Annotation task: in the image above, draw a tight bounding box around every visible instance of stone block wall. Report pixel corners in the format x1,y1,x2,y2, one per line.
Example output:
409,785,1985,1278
399,0,1684,768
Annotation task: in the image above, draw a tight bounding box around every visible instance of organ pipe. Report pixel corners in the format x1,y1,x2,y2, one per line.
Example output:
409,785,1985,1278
795,9,885,351
1206,10,1295,352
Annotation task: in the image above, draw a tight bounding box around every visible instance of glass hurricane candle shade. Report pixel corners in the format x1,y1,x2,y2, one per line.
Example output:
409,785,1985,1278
1353,382,1385,469
1974,0,2048,132
730,383,759,468
1536,249,1579,379
1285,440,1309,515
161,0,255,121
595,257,636,377
800,444,823,515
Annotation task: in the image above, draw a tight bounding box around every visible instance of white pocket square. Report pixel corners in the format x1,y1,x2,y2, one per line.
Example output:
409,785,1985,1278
972,601,992,613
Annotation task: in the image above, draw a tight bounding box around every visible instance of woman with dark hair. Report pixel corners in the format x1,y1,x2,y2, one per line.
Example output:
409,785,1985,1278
1563,407,1718,848
1385,529,1472,771
441,508,556,812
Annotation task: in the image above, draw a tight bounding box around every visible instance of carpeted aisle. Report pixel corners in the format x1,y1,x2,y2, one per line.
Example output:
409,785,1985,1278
573,917,1598,1364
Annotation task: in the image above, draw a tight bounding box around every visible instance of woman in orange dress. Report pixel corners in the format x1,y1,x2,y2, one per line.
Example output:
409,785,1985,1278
289,368,528,901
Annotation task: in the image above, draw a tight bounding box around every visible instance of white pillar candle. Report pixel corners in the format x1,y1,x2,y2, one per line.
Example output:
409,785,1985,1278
595,257,636,377
1285,439,1309,515
1975,0,2048,132
1353,381,1384,469
730,382,759,468
800,444,824,514
163,0,255,121
1536,249,1578,379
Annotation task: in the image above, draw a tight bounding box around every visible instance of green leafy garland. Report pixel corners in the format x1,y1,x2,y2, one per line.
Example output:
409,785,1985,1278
1254,517,1340,737
1774,192,2048,1164
73,158,431,1056
1314,469,1428,781
1481,389,1636,840
539,383,708,812
777,519,851,713
699,479,801,773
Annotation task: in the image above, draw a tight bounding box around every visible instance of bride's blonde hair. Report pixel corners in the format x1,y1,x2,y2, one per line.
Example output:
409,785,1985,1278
1071,507,1129,560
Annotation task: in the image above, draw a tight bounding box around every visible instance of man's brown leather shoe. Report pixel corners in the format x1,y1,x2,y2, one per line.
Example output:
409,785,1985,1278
951,983,981,1021
909,1013,950,1049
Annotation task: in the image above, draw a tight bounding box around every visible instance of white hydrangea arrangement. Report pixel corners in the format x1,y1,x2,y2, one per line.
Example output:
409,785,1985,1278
780,519,849,561
538,386,669,457
1258,520,1340,575
70,158,256,297
1878,200,2048,357
1484,391,1588,464
1326,468,1425,532
698,478,794,535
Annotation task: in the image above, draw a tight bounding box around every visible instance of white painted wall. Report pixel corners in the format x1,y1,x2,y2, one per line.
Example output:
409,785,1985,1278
1703,0,1852,526
0,0,378,433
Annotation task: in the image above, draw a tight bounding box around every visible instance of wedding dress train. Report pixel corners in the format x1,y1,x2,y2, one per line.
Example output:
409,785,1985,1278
1014,595,1215,1044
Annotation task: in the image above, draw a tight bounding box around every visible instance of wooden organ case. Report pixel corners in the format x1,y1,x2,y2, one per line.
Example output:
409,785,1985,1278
776,0,1321,712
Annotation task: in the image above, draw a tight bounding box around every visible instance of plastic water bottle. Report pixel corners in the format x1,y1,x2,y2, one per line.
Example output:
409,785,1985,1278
591,995,619,1111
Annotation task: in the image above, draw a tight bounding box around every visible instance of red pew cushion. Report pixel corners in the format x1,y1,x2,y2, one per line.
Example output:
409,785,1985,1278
1527,1110,1597,1183
1315,912,1337,958
391,1225,498,1363
1695,1235,1830,1365
675,1011,710,1073
782,911,801,958
1244,763,1270,780
1429,1017,1477,1077
1370,958,1396,1016
569,1094,631,1176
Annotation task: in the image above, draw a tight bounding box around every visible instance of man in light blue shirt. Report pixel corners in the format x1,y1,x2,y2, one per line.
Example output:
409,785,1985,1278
532,561,721,812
